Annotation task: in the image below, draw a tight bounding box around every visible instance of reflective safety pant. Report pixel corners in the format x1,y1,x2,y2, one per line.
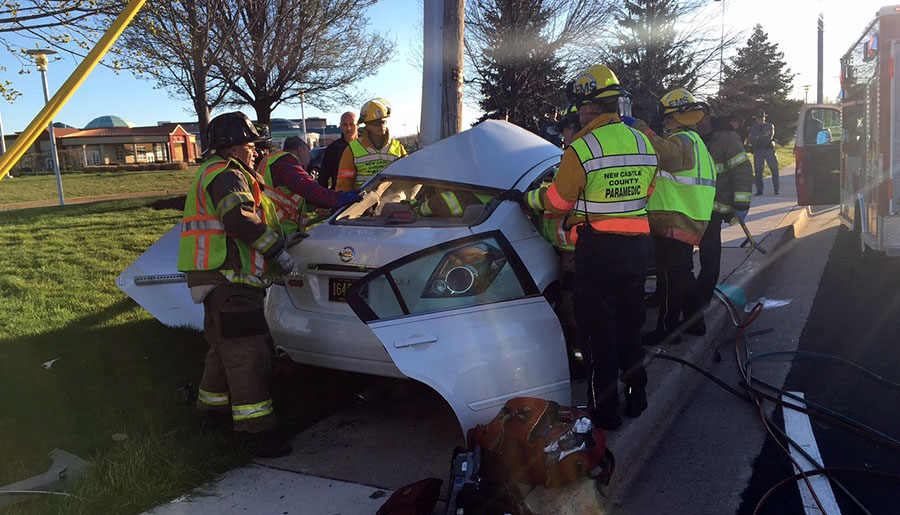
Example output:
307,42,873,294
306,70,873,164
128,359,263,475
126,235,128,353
574,228,649,417
197,283,277,433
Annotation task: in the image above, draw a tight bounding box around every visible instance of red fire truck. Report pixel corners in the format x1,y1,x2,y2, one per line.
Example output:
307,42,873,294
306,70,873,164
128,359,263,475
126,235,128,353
798,5,900,256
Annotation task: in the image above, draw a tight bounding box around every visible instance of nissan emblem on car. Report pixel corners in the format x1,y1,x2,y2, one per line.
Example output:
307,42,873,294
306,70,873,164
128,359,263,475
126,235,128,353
339,247,355,262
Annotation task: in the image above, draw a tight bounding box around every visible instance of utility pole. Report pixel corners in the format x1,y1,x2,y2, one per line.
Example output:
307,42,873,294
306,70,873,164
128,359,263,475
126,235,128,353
421,0,464,146
24,49,64,205
817,12,824,104
441,0,464,138
0,112,6,156
804,85,810,103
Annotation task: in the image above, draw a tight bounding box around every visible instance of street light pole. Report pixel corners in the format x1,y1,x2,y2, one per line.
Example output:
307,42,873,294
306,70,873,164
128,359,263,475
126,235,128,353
300,90,308,145
25,49,64,205
714,0,725,90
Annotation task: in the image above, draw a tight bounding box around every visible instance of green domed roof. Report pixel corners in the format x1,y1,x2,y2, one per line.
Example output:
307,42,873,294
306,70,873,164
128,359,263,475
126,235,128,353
84,115,135,129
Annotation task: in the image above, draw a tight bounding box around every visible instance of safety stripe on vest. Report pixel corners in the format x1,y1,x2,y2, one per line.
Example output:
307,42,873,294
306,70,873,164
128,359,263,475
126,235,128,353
629,126,649,155
583,132,604,158
231,399,274,421
554,217,571,248
183,218,225,233
583,154,659,173
656,170,716,187
355,153,399,164
198,389,229,406
576,197,649,214
337,169,356,180
441,192,463,216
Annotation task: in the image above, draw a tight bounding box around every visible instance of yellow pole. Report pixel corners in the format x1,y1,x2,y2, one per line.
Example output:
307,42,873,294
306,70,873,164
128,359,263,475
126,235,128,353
0,0,148,179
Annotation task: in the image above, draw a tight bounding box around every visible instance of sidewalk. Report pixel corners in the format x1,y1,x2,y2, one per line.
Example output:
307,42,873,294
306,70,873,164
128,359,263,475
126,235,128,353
0,190,187,211
145,168,803,515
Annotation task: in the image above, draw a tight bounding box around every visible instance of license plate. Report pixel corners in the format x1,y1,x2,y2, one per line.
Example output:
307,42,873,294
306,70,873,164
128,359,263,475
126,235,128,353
328,277,357,302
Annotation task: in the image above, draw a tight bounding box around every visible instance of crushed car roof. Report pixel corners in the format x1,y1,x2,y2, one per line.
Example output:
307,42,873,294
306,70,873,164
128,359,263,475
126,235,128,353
380,120,562,190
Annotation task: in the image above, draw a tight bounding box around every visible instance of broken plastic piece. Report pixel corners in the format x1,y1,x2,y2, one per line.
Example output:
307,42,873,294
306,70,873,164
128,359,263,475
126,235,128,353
0,449,91,508
41,358,60,370
746,297,792,312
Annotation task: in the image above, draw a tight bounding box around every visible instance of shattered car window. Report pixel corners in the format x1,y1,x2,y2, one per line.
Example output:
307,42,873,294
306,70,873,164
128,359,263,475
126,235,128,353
334,176,497,226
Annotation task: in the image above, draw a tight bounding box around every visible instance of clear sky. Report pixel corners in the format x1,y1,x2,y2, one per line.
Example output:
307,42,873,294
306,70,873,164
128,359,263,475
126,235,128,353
0,0,895,136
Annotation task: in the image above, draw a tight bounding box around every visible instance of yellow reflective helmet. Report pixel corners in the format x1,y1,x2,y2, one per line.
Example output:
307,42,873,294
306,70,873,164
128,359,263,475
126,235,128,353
567,65,627,105
659,88,708,126
359,98,392,124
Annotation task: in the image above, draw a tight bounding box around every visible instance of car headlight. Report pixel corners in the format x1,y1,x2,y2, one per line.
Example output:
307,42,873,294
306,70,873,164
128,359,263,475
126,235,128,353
422,242,507,298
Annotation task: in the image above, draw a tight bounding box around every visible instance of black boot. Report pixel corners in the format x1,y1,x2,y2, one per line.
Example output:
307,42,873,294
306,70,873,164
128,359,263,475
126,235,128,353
249,428,293,458
624,386,647,418
684,315,706,336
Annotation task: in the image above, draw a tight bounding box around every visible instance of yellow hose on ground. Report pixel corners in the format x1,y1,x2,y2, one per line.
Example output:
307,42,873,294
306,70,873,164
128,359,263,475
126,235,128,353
0,0,148,180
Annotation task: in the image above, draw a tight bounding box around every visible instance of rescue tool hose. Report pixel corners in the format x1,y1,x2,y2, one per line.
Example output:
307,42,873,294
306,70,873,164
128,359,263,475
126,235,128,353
751,468,900,515
0,0,149,180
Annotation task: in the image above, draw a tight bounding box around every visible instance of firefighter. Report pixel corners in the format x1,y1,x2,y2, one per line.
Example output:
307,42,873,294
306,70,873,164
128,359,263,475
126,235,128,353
257,135,361,235
625,89,716,347
416,189,492,218
522,103,585,378
177,112,294,458
537,65,658,429
684,112,752,333
335,98,407,192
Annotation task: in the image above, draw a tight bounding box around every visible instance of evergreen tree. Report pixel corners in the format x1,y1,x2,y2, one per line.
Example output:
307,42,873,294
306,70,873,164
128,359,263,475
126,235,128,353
714,24,800,145
468,0,568,131
605,0,722,125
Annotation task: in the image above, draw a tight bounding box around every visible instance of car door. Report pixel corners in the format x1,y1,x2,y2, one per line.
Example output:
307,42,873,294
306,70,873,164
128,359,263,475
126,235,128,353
795,105,841,205
345,231,570,435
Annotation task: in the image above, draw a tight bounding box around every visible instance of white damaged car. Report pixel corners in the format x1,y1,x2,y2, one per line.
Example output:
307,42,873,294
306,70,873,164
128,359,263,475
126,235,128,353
118,120,572,434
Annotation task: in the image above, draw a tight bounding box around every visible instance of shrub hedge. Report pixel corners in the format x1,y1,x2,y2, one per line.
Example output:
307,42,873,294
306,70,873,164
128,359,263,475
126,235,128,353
83,162,189,173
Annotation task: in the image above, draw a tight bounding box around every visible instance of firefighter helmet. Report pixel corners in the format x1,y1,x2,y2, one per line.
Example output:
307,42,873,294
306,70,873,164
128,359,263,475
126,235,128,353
205,112,260,155
557,104,581,132
359,98,392,124
659,88,708,126
567,65,627,105
254,124,274,151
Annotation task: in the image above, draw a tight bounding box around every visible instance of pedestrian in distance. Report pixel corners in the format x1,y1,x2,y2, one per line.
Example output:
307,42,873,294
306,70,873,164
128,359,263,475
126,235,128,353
534,65,658,430
319,111,358,190
684,112,753,334
335,98,407,192
257,134,361,235
177,112,296,458
625,89,716,348
748,109,780,195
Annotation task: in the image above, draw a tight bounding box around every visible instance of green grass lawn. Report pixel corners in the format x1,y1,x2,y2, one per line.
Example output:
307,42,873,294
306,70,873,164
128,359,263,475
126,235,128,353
0,170,196,205
0,198,370,514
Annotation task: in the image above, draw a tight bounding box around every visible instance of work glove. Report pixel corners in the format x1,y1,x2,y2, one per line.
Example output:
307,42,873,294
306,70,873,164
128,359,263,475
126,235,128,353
338,190,363,207
621,115,637,127
496,188,525,206
285,230,309,248
273,248,297,275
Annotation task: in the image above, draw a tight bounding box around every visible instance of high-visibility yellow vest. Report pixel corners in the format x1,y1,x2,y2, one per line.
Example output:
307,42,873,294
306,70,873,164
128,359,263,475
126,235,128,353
567,122,658,234
526,179,575,252
178,155,282,288
260,151,306,234
418,191,493,217
647,130,716,221
348,138,404,189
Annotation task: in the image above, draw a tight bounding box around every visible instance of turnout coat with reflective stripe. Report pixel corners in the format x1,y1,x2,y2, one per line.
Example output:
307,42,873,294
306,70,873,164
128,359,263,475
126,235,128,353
260,151,306,234
178,155,283,288
541,113,658,238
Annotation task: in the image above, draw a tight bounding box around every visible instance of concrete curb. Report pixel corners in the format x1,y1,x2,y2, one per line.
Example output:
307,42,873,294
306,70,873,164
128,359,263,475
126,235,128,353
599,206,809,505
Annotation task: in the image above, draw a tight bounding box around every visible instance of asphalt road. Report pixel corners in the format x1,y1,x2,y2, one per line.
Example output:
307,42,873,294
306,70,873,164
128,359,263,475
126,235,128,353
738,227,900,515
